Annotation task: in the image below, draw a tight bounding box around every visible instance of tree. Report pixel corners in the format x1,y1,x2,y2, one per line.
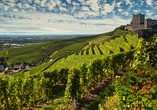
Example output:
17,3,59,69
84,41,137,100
146,18,152,20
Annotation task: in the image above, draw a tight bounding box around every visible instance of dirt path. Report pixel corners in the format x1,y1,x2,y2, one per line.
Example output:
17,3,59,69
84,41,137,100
23,70,127,110
75,70,125,110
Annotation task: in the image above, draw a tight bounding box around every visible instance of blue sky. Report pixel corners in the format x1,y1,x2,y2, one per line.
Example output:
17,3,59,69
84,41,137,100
0,0,157,35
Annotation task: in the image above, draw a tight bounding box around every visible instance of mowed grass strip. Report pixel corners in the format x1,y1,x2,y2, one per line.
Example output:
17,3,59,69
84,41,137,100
62,42,88,51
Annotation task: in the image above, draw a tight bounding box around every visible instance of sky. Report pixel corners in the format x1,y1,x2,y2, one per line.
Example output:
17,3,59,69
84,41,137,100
0,0,157,35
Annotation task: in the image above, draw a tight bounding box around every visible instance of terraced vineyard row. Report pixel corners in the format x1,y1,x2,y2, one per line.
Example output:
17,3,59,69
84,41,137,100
103,41,120,54
109,36,131,51
14,35,140,77
76,35,139,56
46,55,103,71
125,34,141,48
46,35,140,72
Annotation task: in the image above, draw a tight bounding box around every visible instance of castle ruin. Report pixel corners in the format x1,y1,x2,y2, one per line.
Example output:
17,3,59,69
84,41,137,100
125,13,157,31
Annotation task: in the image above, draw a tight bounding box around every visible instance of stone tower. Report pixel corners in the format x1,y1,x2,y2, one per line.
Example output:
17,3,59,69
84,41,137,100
132,13,145,30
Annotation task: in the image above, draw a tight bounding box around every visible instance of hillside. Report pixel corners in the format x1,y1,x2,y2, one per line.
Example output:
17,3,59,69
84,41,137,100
46,35,139,71
0,27,131,67
8,31,135,78
0,26,133,77
3,28,157,110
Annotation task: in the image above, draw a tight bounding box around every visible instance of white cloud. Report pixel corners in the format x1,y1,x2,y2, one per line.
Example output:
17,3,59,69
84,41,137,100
4,5,10,11
9,0,16,2
116,2,122,7
154,1,157,5
40,0,47,7
27,0,32,3
66,0,71,4
124,0,133,10
85,0,100,12
101,1,116,15
0,3,4,9
8,3,15,7
17,2,22,9
1,0,150,35
118,9,123,12
124,12,129,16
87,11,99,17
55,0,61,5
133,9,140,13
146,0,153,6
145,10,153,16
24,3,31,9
140,0,144,5
71,6,79,13
59,6,67,12
46,2,56,11
13,8,18,12
0,10,132,34
78,0,85,3
82,6,89,11
73,1,80,6
34,0,40,4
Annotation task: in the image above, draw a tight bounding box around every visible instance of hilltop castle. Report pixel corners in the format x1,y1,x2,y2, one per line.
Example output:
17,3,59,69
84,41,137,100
125,13,157,31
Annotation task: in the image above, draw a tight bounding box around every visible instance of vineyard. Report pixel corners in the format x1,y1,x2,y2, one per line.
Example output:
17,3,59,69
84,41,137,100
16,35,139,77
1,28,157,110
0,27,133,67
0,34,105,66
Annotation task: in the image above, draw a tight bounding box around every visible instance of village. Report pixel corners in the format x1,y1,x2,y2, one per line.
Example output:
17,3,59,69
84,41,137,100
0,63,42,74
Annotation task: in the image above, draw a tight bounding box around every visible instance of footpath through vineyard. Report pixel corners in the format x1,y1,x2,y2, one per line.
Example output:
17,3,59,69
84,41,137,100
24,69,128,110
75,69,128,110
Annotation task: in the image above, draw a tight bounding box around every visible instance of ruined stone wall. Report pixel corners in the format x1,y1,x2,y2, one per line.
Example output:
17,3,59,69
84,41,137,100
144,19,148,29
148,20,157,28
125,25,132,31
145,19,157,28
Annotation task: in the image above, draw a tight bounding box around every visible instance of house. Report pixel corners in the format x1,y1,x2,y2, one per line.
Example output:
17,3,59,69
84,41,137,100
26,65,31,70
4,67,9,71
13,64,26,70
31,63,41,67
0,65,4,72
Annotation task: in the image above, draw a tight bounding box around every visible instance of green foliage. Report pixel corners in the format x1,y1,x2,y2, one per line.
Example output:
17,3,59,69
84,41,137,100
0,30,144,109
115,67,157,109
50,51,73,59
98,43,110,55
0,67,69,109
114,35,157,109
93,45,101,55
125,34,140,48
64,67,80,104
112,30,132,36
0,50,6,58
103,41,120,54
83,49,87,55
110,36,131,51
64,49,136,104
89,46,93,55
62,42,88,51
133,34,157,68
